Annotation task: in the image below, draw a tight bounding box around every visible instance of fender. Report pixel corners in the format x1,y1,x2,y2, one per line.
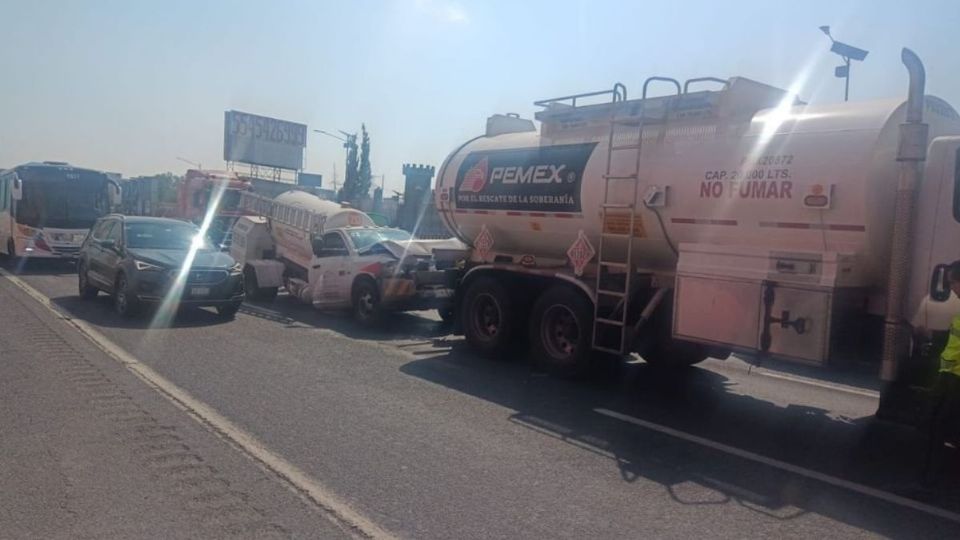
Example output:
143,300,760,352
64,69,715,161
461,264,596,304
245,259,285,288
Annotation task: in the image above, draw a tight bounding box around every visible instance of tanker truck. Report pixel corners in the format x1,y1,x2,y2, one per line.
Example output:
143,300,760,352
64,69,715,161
230,190,464,324
435,49,960,418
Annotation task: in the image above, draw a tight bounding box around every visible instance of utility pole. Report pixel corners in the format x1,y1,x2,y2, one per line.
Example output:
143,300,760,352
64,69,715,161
819,26,869,102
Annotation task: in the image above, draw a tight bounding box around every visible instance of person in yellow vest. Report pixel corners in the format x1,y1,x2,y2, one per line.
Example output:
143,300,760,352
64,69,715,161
925,260,960,484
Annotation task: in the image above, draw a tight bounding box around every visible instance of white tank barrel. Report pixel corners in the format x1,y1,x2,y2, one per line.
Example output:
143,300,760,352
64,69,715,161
267,190,375,272
435,77,960,288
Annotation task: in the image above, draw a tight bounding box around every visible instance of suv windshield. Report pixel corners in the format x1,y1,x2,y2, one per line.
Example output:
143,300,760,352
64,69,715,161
347,228,412,252
125,221,213,250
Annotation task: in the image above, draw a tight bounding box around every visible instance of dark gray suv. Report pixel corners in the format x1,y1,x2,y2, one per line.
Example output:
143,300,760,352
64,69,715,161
77,215,244,318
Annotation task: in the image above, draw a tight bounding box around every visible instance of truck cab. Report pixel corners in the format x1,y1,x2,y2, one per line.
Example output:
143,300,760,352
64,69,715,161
230,191,465,325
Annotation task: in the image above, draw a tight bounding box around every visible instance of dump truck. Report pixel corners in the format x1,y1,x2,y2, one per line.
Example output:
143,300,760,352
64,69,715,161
434,49,960,419
230,190,463,324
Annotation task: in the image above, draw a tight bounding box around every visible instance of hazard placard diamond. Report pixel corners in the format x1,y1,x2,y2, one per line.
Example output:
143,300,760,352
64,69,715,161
566,230,595,276
474,225,494,262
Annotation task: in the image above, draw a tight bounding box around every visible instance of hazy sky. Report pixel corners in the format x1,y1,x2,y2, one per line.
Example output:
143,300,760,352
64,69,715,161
2,0,958,193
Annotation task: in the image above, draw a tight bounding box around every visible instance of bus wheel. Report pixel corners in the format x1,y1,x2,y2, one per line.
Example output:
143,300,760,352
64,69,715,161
461,276,517,359
530,286,594,378
78,262,98,299
2,239,16,264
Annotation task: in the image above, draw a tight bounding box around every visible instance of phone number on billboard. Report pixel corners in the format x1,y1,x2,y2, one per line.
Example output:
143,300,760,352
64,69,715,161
229,114,306,147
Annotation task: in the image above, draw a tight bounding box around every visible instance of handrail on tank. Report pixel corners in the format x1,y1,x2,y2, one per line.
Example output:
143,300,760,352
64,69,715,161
642,77,682,100
533,82,628,108
683,77,729,94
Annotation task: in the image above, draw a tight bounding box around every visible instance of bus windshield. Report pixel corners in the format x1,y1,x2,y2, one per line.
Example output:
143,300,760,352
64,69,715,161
15,167,111,229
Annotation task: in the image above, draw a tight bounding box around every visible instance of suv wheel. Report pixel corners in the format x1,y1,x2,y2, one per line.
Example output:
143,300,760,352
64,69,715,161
78,262,98,299
114,273,140,317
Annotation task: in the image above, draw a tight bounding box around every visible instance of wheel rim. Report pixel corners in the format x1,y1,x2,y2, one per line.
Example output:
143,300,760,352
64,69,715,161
357,287,376,318
470,293,501,342
116,277,127,312
540,304,581,363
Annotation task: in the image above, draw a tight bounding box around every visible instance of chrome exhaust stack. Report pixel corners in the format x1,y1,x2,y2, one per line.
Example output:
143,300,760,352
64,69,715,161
880,48,930,381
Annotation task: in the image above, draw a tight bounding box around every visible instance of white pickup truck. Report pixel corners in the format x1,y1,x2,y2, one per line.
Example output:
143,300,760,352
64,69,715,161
230,190,466,324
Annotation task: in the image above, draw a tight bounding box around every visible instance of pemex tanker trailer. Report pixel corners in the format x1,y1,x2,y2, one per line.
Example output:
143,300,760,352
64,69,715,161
434,49,960,419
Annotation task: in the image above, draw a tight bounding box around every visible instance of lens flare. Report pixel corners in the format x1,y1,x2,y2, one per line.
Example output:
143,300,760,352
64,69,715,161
148,179,228,329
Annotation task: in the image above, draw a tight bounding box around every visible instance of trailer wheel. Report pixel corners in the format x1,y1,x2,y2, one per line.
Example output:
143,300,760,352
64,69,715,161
530,286,594,378
438,304,456,326
352,278,382,326
461,276,517,358
244,266,277,302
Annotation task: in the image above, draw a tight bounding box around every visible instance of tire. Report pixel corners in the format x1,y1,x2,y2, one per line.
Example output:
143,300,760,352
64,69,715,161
3,239,18,266
244,266,278,301
640,298,707,368
351,278,382,326
643,339,708,368
78,262,98,300
113,273,140,317
530,286,595,378
217,303,241,319
460,276,517,358
438,305,456,325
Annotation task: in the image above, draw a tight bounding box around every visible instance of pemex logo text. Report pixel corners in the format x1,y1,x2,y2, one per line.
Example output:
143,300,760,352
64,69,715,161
460,157,489,193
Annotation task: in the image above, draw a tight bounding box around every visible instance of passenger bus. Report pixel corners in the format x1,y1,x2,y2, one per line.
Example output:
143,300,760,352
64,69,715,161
0,161,120,259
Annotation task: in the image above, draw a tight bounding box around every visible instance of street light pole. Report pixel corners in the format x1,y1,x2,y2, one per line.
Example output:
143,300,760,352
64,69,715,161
819,26,868,103
844,57,851,102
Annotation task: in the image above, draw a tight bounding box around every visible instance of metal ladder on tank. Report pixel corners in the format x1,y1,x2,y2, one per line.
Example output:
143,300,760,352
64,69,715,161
592,77,681,355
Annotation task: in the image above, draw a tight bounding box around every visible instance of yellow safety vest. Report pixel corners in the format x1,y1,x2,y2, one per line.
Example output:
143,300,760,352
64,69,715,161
941,315,960,375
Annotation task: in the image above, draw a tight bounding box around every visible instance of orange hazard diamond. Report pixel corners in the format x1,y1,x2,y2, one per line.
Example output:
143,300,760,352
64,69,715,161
474,225,494,262
567,230,595,276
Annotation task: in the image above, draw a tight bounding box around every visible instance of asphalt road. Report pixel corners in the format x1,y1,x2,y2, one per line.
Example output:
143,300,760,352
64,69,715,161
6,259,960,539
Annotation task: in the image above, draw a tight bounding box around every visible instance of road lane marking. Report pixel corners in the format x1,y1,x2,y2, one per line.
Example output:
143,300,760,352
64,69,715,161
0,269,394,540
720,356,881,399
595,407,960,525
750,369,880,398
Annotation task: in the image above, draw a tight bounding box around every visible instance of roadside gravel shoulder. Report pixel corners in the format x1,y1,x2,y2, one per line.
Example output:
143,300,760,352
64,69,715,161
0,274,351,539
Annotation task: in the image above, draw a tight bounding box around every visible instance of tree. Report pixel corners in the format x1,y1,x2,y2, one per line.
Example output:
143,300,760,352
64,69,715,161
338,133,360,203
336,124,372,204
357,124,372,198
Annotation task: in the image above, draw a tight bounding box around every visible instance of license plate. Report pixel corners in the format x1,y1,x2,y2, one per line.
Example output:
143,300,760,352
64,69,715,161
190,287,210,297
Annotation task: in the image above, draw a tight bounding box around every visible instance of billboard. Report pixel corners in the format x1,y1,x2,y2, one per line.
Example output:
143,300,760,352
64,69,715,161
223,110,307,170
297,172,323,188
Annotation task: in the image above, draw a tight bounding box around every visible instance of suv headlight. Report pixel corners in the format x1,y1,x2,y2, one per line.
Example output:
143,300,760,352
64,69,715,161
230,262,242,273
134,259,164,272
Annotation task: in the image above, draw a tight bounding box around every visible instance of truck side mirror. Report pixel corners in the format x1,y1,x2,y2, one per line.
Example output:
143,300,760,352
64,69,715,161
311,237,325,257
11,177,22,201
930,264,951,302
